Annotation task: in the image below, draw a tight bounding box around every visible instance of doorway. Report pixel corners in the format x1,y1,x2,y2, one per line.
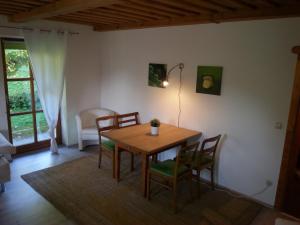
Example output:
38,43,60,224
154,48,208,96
1,38,61,153
276,46,300,217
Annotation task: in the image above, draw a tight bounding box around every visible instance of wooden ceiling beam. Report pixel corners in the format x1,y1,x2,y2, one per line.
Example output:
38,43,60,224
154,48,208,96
240,0,275,8
68,12,134,23
51,16,112,26
10,0,120,22
129,0,196,17
209,0,254,10
230,0,257,9
0,1,36,8
94,5,300,31
118,1,180,18
58,14,120,24
2,0,300,32
271,0,300,5
105,4,165,20
95,8,152,21
183,0,235,12
12,0,45,6
153,0,213,14
0,3,31,11
84,10,142,22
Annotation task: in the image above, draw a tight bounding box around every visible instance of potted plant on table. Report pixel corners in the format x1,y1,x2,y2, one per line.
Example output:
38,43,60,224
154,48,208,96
150,118,160,136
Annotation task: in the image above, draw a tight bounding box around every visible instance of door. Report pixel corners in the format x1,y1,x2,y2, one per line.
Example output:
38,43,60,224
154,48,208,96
1,38,61,153
282,106,300,216
276,46,300,217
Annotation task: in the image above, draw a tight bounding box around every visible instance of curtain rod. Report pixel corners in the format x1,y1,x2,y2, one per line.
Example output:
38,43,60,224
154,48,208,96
0,25,79,35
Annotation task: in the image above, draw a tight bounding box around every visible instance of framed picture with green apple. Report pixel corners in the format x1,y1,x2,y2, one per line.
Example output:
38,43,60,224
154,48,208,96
196,66,223,95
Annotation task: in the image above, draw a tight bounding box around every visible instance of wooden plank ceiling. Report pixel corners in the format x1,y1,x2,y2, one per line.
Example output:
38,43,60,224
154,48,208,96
0,0,300,32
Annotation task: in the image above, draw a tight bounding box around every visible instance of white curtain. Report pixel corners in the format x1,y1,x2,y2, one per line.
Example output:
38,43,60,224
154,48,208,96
23,29,67,154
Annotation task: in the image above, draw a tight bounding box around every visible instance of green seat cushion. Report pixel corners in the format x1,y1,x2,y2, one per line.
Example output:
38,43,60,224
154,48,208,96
150,160,189,177
192,154,213,168
102,139,115,151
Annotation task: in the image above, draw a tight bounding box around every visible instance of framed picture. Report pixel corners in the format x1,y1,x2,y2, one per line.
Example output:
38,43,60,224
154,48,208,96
148,63,167,88
196,66,223,95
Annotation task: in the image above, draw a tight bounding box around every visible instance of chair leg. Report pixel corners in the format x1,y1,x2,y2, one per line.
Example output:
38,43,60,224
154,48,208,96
98,147,102,169
188,172,193,201
130,153,134,172
196,169,201,197
172,181,178,213
147,172,151,200
116,150,121,182
78,138,83,151
211,166,215,190
112,151,116,178
152,154,158,163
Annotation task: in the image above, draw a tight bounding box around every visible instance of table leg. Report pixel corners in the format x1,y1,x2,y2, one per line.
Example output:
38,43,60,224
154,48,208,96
141,153,149,197
0,183,5,192
114,144,120,182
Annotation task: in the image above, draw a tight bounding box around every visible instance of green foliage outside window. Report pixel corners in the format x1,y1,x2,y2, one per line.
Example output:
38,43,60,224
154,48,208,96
4,47,48,141
5,49,30,78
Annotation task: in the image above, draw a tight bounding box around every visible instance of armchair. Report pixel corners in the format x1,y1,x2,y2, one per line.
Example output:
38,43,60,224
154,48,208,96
75,108,116,150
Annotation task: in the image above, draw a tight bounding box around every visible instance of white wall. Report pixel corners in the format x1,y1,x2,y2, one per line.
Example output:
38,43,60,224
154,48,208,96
0,16,101,145
96,18,300,205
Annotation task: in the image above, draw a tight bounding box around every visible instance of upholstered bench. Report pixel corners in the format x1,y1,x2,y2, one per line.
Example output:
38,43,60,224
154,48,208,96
0,156,10,192
0,133,16,192
0,133,16,161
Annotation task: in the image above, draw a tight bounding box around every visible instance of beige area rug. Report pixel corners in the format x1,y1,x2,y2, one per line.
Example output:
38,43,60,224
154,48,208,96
22,155,262,225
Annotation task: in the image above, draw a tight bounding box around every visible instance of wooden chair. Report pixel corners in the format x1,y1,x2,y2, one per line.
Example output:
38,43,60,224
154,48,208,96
96,115,117,177
147,142,200,213
116,112,140,171
116,112,140,128
96,115,135,178
192,135,222,193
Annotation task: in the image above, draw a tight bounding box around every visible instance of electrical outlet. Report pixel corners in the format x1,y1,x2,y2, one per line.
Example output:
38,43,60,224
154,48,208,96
266,180,273,187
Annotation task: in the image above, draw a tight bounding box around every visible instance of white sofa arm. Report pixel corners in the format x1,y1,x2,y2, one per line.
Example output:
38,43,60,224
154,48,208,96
0,156,10,192
75,114,83,150
75,114,82,136
0,133,16,155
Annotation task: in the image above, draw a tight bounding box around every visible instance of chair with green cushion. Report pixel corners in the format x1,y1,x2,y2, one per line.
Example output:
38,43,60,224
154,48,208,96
96,115,135,179
192,135,222,194
116,112,140,171
147,142,200,213
96,115,117,178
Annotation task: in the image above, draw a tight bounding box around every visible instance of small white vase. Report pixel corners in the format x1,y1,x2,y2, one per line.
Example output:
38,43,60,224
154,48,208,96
151,126,159,136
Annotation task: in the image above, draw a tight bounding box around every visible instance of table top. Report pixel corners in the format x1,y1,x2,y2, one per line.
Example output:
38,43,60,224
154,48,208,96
102,123,201,154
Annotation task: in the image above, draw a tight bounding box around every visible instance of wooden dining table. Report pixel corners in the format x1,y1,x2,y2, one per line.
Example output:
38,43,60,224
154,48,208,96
101,123,202,197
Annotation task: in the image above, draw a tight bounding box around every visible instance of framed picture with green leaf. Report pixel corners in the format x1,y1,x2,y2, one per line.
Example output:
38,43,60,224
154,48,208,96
196,66,223,95
148,63,167,88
